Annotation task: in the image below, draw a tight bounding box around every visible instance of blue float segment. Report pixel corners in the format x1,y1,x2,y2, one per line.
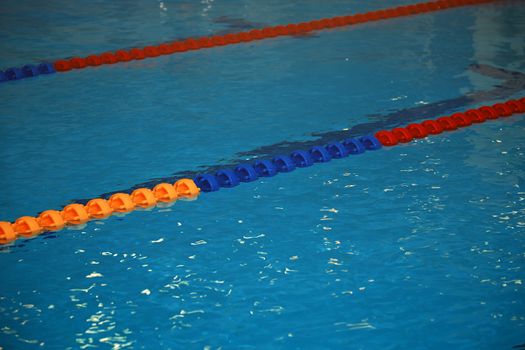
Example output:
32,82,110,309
235,164,259,182
342,138,366,154
309,146,332,162
273,155,296,172
5,67,23,80
194,174,220,192
359,135,382,150
326,142,349,158
0,62,55,83
254,160,278,177
291,150,314,167
38,62,55,74
216,169,240,188
22,65,39,78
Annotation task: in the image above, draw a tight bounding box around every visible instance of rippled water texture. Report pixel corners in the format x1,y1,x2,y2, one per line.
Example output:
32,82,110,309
1,0,524,349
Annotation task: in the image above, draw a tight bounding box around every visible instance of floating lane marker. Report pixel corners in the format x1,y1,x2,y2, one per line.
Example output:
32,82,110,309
0,179,200,245
191,97,525,192
0,0,501,84
1,97,522,245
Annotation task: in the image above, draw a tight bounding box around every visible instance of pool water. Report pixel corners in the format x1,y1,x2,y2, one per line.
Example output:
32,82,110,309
1,1,525,349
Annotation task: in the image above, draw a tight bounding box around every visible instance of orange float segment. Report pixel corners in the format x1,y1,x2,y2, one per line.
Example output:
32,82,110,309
38,210,65,231
131,188,158,208
152,183,178,202
174,179,200,198
62,204,90,225
13,216,43,237
108,193,136,212
0,222,16,244
86,198,113,219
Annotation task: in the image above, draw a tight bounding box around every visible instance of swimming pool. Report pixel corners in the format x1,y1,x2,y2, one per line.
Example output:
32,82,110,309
1,0,525,348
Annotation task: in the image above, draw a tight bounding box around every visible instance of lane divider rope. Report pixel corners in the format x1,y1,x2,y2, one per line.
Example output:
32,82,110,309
0,179,200,245
0,0,500,84
1,97,523,245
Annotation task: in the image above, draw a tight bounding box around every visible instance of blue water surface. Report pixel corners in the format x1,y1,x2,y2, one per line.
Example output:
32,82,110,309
1,0,524,349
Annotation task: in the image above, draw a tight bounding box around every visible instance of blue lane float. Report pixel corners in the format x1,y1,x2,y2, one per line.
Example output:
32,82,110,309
291,150,314,167
342,138,366,154
0,62,55,83
235,164,259,182
194,174,220,192
359,135,382,150
326,142,349,158
254,160,278,177
216,169,240,188
273,155,296,172
193,134,382,192
310,146,332,163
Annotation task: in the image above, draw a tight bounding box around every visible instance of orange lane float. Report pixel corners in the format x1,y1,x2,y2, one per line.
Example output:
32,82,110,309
0,179,200,245
153,183,178,202
131,188,158,208
38,210,65,231
0,222,16,244
108,193,135,212
175,179,201,198
13,216,43,237
86,199,113,219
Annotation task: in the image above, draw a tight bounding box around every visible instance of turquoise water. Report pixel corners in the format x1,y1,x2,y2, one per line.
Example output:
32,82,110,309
1,1,525,349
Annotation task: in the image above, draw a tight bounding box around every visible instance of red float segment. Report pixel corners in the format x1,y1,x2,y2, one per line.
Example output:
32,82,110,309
465,109,486,123
478,106,499,120
100,52,118,64
198,37,215,47
143,46,160,57
406,123,429,138
171,42,189,52
375,130,399,146
210,36,227,46
70,57,87,69
391,128,414,143
436,116,458,130
492,103,513,117
54,60,72,72
248,29,265,40
450,112,472,127
115,50,132,62
158,43,175,55
505,100,525,114
422,120,444,134
86,55,103,66
375,97,524,149
129,48,146,60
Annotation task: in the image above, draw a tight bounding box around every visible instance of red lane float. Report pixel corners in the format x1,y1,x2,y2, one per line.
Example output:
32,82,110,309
374,97,525,147
51,0,501,74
